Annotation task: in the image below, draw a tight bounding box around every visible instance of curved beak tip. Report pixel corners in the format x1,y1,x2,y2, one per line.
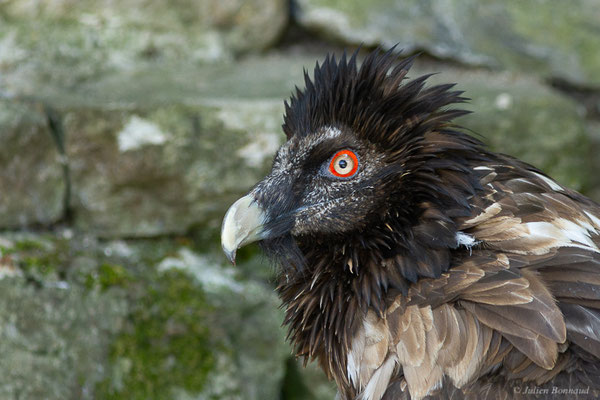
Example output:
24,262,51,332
223,247,237,265
221,194,267,265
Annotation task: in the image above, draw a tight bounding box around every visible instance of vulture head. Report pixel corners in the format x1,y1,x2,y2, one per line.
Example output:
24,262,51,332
222,49,480,291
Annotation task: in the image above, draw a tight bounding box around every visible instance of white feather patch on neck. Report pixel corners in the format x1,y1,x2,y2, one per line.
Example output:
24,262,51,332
456,232,480,251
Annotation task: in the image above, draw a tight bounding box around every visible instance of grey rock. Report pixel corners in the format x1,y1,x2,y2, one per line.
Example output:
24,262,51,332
0,233,292,400
65,101,285,237
0,267,127,400
0,100,65,228
295,0,600,87
0,0,288,95
156,248,289,400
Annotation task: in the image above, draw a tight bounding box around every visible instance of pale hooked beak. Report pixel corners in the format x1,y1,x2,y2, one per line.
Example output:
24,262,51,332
221,194,268,264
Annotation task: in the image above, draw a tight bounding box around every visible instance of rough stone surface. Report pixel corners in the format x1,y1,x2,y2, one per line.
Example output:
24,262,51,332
0,233,128,400
0,0,288,95
0,279,126,400
0,100,65,228
0,233,291,400
295,0,600,87
65,102,284,237
155,248,289,400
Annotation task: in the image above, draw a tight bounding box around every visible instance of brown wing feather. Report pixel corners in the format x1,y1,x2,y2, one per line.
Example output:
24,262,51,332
350,164,600,400
455,163,600,386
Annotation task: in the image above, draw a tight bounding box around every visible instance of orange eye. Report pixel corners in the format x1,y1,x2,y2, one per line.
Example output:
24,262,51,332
328,150,359,178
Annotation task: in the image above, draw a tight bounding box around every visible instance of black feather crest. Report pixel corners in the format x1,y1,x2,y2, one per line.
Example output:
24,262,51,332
282,48,470,153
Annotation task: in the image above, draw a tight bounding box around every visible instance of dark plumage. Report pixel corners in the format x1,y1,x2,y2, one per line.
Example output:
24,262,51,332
221,48,600,399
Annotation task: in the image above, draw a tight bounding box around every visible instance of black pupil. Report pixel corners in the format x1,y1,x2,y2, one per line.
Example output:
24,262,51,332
338,159,348,169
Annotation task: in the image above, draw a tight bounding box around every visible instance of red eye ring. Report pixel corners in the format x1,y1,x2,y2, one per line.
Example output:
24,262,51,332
328,150,359,178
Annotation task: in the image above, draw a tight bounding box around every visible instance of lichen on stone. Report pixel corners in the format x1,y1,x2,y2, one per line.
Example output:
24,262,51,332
96,268,215,400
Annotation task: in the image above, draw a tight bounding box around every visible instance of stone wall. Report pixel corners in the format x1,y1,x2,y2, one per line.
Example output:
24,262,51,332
0,1,599,399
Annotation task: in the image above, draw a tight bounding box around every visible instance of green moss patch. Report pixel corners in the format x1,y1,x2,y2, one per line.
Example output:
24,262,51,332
4,235,70,282
85,263,132,290
97,269,215,400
